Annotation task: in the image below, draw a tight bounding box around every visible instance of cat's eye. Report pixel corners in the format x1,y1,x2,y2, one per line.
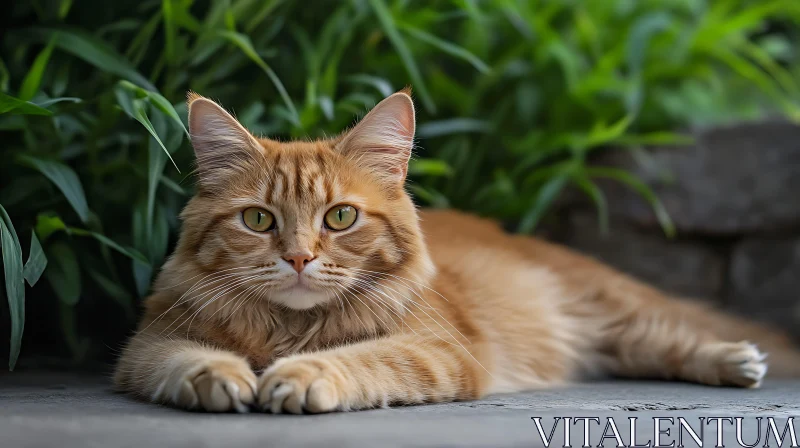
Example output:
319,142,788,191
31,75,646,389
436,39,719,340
324,205,357,231
242,207,275,232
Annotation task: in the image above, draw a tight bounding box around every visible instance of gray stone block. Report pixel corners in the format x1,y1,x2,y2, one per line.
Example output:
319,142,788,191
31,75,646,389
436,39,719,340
565,212,724,300
596,121,800,234
728,237,800,337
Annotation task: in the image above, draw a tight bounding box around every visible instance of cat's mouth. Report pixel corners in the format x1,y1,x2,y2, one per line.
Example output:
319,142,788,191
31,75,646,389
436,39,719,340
271,278,332,310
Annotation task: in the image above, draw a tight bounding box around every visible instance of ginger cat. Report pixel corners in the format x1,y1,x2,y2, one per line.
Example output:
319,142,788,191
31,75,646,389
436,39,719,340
114,90,800,413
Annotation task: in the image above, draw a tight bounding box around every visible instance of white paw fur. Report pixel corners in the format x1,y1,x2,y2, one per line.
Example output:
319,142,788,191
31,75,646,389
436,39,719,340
152,355,257,412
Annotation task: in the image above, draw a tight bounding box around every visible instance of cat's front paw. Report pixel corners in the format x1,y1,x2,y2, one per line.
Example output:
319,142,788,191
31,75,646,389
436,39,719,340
154,355,257,412
257,356,347,414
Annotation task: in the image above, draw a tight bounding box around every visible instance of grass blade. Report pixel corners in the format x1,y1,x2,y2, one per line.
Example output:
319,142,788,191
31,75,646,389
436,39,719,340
0,205,24,370
367,0,436,113
34,97,82,108
346,74,395,98
118,81,188,137
216,30,300,125
19,36,56,101
407,159,453,177
17,154,90,224
517,174,569,233
0,91,53,116
586,166,675,237
68,228,150,265
417,118,491,138
27,28,157,91
571,173,609,234
398,23,491,74
114,84,181,172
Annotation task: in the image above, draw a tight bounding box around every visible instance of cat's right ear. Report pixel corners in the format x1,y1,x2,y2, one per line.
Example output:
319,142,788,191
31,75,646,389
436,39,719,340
187,92,263,189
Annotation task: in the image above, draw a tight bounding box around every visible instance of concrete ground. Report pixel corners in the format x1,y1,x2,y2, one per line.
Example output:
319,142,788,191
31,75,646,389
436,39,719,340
1,372,799,448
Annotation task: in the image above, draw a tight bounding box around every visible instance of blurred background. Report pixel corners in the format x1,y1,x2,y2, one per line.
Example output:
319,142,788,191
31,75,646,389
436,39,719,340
1,0,799,372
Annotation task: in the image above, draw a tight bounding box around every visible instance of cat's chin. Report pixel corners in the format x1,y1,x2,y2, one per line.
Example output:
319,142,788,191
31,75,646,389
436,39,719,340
269,284,332,310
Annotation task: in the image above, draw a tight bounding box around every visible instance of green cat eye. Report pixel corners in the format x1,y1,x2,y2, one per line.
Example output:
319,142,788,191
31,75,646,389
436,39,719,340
242,207,275,232
324,205,357,231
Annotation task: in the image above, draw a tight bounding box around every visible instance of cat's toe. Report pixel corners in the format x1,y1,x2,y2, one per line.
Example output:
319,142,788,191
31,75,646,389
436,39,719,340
718,341,768,388
193,363,257,412
699,341,768,388
258,356,343,414
154,357,257,412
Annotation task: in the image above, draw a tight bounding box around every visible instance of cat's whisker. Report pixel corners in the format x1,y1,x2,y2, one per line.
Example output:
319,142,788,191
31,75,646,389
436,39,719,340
141,267,268,333
159,274,261,336
348,277,455,346
346,278,421,337
222,283,269,326
180,274,266,337
161,265,259,290
204,282,262,323
350,267,449,302
334,286,368,335
348,270,492,378
333,280,396,334
353,270,470,343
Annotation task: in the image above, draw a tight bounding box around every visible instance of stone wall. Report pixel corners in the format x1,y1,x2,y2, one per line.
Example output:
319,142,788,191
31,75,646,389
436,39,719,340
558,121,800,339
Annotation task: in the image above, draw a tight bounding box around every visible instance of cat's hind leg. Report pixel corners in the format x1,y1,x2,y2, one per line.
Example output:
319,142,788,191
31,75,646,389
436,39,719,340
586,279,772,388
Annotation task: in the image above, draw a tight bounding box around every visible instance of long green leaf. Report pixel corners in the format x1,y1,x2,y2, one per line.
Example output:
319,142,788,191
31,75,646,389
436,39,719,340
216,30,300,125
118,80,188,137
33,214,149,265
571,174,609,234
0,205,24,370
517,174,569,233
23,232,47,287
35,97,82,108
398,23,491,74
367,0,435,113
68,228,150,265
417,118,491,139
0,91,53,116
346,74,394,97
408,159,453,177
17,154,90,223
586,166,676,237
19,36,57,101
27,28,157,91
114,85,180,172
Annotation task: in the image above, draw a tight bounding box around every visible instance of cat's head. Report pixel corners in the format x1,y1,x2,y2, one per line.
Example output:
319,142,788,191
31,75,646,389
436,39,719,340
162,90,434,311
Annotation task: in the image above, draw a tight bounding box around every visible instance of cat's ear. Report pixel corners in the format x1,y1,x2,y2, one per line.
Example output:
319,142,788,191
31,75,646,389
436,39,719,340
336,90,415,185
187,92,263,188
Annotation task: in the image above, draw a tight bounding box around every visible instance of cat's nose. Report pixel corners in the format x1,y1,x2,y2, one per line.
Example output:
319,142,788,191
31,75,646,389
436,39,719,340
283,253,316,273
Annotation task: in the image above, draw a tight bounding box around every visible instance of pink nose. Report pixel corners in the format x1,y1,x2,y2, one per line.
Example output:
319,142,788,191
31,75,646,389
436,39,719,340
283,253,315,273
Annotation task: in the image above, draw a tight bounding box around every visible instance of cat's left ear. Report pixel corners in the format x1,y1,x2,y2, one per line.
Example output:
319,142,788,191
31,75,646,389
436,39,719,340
336,90,415,185
187,92,263,191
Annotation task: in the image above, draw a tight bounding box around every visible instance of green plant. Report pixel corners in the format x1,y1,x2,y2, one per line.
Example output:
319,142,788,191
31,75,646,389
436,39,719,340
2,0,798,369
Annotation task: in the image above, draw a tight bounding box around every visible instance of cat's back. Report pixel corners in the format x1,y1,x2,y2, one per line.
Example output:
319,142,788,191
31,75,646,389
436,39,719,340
418,208,609,287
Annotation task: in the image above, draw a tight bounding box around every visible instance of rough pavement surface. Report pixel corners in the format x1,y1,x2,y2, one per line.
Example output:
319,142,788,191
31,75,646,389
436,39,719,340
1,372,799,447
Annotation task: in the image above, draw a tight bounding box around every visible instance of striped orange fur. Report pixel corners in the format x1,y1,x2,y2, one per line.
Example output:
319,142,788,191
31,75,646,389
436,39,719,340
114,90,800,413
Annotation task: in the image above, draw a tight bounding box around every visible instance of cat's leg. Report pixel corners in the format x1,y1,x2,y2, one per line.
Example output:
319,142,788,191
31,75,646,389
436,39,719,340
256,334,490,413
591,281,768,388
114,332,257,412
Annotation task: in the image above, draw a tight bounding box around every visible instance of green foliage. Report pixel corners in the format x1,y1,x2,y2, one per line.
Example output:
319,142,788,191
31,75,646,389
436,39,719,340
1,0,798,367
